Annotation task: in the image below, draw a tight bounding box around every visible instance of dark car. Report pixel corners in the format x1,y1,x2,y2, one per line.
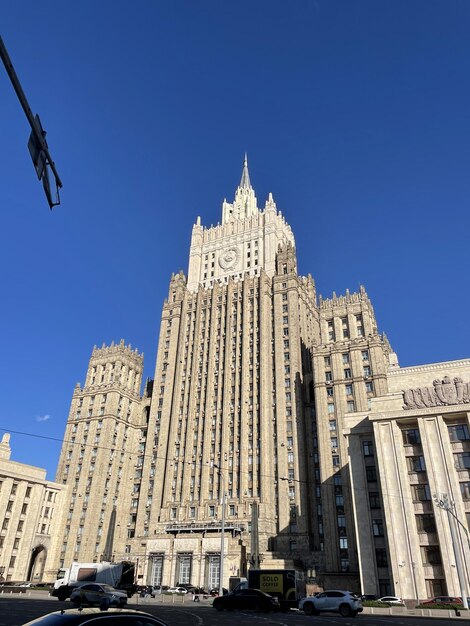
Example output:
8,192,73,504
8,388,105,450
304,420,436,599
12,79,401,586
213,588,280,612
209,587,228,596
422,596,462,605
21,608,169,626
69,584,127,608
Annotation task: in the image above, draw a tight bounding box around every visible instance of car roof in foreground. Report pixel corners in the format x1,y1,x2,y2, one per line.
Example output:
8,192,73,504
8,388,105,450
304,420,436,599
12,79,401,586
23,609,168,626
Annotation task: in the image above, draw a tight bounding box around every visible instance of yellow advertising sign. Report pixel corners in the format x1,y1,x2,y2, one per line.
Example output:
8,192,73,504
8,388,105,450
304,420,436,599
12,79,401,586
259,574,283,593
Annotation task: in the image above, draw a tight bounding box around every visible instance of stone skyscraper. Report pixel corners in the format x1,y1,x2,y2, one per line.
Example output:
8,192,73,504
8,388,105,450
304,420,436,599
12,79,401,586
55,158,396,591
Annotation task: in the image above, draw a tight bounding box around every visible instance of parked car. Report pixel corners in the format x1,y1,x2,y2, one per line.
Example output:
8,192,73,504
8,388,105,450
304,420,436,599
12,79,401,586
213,588,280,612
21,608,169,626
209,587,228,596
299,590,363,617
378,596,405,605
165,586,188,594
176,584,197,592
422,596,462,605
139,585,162,598
69,583,128,608
361,594,377,601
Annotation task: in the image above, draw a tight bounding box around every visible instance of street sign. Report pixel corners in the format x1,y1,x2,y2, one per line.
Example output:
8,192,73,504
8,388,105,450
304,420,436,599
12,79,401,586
28,114,47,180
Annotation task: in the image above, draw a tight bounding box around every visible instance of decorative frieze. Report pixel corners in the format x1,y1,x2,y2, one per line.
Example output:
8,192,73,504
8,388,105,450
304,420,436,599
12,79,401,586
403,376,470,409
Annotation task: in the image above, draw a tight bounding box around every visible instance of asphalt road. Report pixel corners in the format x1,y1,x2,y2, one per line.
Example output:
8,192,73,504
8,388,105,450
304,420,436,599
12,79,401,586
0,596,469,626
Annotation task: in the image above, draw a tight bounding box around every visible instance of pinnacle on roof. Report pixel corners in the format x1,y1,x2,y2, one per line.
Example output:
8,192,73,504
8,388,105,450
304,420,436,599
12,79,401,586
239,153,252,189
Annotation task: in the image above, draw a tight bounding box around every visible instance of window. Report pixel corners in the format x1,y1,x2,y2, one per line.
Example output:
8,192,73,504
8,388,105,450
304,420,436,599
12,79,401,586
402,428,421,445
407,455,426,473
421,545,442,565
344,369,352,379
345,384,353,396
363,365,371,376
339,537,348,549
369,492,381,508
209,505,215,517
361,350,369,361
460,482,470,500
327,403,335,414
375,548,388,567
332,455,340,467
448,424,470,442
329,420,336,431
365,381,374,393
326,386,334,397
325,371,333,382
372,519,384,536
366,466,377,482
454,452,470,470
363,441,373,456
412,484,431,501
346,401,355,412
416,514,436,533
324,356,331,366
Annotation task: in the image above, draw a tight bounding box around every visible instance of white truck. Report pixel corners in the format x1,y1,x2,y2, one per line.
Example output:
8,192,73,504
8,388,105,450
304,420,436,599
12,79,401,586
51,561,136,601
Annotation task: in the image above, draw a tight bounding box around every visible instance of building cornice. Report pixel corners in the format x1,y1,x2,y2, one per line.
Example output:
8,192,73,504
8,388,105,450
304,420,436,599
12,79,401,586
388,359,470,376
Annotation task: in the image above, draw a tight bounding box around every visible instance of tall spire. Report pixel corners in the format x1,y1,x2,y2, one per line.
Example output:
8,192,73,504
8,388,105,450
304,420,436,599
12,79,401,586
239,153,251,189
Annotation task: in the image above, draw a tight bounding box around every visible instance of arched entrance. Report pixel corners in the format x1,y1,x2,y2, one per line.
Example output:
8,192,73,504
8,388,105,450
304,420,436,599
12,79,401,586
27,545,47,582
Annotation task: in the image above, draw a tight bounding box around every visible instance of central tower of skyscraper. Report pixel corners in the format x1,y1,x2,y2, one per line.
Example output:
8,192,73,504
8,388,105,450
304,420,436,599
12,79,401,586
139,156,320,588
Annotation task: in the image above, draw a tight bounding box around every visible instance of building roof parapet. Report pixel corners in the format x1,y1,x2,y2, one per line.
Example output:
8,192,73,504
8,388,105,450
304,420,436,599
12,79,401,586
91,339,144,364
319,285,369,309
388,359,470,376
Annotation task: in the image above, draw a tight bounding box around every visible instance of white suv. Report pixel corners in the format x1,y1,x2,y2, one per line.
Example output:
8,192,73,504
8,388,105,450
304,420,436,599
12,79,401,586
299,590,363,617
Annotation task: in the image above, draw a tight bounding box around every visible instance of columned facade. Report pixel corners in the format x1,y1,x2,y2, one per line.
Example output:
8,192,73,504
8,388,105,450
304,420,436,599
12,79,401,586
51,158,469,598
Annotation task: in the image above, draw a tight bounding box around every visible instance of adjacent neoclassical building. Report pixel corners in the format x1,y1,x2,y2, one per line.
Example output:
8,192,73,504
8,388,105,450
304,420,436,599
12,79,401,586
51,158,470,598
0,433,68,583
346,360,470,600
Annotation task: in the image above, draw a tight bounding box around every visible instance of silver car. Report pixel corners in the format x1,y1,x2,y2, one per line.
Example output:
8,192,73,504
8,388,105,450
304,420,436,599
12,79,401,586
299,590,363,617
69,583,128,608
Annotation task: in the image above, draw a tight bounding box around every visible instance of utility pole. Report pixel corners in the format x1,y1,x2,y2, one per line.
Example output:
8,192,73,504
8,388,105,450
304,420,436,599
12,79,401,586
0,35,62,208
434,494,469,609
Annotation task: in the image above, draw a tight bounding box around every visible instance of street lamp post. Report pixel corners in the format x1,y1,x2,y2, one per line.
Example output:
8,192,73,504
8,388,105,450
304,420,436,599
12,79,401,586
214,463,225,597
434,494,469,609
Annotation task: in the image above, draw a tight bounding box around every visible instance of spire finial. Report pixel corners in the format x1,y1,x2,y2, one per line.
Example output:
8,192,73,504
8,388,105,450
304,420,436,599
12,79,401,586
239,153,251,189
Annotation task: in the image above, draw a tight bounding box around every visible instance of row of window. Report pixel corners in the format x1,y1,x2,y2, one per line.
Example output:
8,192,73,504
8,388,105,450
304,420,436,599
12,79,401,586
325,365,372,382
326,315,364,341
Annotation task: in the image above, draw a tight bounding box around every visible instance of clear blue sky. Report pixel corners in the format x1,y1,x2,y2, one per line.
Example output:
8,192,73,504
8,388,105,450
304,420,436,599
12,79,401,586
1,1,469,480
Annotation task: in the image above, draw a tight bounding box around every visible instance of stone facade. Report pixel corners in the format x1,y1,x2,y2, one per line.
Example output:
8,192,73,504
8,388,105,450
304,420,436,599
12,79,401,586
51,158,468,599
0,434,68,583
345,359,470,600
54,341,148,568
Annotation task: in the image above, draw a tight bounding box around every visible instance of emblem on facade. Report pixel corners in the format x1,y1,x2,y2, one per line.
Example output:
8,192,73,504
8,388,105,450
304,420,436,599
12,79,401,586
403,376,470,410
219,246,240,270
